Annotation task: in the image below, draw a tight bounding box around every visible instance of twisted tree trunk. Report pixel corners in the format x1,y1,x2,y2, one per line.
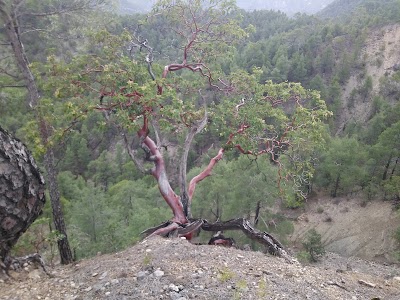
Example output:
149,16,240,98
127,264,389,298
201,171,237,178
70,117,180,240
0,127,46,260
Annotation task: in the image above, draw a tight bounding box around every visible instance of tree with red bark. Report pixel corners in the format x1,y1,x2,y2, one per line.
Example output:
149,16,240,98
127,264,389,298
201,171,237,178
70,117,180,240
38,0,331,260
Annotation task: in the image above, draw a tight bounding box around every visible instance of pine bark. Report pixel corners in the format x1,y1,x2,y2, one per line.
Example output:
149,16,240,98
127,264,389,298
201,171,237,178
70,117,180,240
0,127,46,260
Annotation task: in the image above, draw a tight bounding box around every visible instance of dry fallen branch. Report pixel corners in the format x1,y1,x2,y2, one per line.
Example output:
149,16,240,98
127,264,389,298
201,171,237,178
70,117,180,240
141,218,295,263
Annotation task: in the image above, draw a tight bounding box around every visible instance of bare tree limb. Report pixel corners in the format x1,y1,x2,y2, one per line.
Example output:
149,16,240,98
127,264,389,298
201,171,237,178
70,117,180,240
179,103,208,217
122,133,147,174
201,218,295,263
0,66,21,79
0,84,25,88
15,0,107,18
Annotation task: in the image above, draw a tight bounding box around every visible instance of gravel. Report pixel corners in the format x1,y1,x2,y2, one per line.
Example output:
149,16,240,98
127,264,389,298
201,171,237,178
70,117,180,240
1,236,400,300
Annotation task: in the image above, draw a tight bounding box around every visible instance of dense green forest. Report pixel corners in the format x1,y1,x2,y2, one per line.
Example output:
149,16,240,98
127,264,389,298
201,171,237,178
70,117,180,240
1,0,399,261
119,0,336,15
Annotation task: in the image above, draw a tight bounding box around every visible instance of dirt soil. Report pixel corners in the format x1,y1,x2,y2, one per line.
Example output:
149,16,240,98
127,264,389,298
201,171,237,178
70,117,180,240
1,235,400,300
337,23,400,133
289,195,400,263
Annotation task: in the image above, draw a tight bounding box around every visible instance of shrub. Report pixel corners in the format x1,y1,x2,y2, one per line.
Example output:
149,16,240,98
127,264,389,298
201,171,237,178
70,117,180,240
296,250,312,263
302,229,325,262
218,268,235,282
12,217,63,265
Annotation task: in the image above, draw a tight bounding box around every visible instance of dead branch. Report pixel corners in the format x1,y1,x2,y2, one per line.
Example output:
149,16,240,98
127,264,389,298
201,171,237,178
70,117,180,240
141,218,294,262
201,218,295,263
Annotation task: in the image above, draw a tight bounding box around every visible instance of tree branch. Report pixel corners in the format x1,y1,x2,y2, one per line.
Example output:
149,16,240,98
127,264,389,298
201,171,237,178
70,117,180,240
179,104,208,217
201,218,295,263
141,218,294,263
0,84,25,89
0,66,21,79
187,96,253,206
188,147,224,203
122,133,147,174
17,0,107,18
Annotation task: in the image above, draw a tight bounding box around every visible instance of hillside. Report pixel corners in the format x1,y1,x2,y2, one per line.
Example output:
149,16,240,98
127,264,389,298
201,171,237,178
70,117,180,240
289,195,400,262
119,0,335,15
318,0,365,18
236,0,334,15
1,1,400,294
319,0,400,20
337,23,400,133
1,236,400,300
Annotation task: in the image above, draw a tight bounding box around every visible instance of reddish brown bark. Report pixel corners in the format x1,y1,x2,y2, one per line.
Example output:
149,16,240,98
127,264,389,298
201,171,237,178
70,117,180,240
117,4,292,260
138,116,187,224
188,148,224,202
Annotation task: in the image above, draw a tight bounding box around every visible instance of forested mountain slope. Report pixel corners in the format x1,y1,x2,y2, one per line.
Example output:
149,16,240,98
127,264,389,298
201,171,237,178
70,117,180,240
0,0,399,269
120,0,335,15
236,0,335,15
337,23,400,133
319,0,400,20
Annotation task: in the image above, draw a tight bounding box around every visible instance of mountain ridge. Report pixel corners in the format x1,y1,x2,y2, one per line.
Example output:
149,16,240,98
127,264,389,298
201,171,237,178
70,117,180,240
119,0,336,16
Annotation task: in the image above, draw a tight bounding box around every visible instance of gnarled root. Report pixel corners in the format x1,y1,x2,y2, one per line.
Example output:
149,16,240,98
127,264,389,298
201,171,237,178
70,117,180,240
141,219,204,239
201,218,296,263
208,233,235,247
141,218,295,263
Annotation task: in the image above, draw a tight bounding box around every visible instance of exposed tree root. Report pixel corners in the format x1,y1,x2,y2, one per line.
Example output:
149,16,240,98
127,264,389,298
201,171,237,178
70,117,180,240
141,221,172,237
201,218,295,263
141,218,295,263
1,253,52,279
141,219,204,239
208,232,235,247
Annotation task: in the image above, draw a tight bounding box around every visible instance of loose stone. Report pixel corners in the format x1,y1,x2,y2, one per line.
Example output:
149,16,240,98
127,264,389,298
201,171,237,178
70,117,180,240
154,269,165,277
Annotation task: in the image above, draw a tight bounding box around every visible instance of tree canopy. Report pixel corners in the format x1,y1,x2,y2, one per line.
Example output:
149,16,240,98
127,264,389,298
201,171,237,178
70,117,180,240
1,0,399,261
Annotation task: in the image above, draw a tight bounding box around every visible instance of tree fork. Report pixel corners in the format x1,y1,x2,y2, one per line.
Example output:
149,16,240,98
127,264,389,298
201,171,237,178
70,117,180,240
138,116,188,225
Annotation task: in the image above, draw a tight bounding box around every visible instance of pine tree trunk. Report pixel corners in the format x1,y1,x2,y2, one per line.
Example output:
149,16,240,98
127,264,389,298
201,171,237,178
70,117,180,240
331,174,340,197
0,127,46,260
389,157,398,179
0,2,73,264
382,155,392,181
43,149,73,264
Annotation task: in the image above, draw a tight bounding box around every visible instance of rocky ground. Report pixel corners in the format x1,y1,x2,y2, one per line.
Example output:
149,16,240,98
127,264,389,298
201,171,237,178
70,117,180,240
1,236,400,300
